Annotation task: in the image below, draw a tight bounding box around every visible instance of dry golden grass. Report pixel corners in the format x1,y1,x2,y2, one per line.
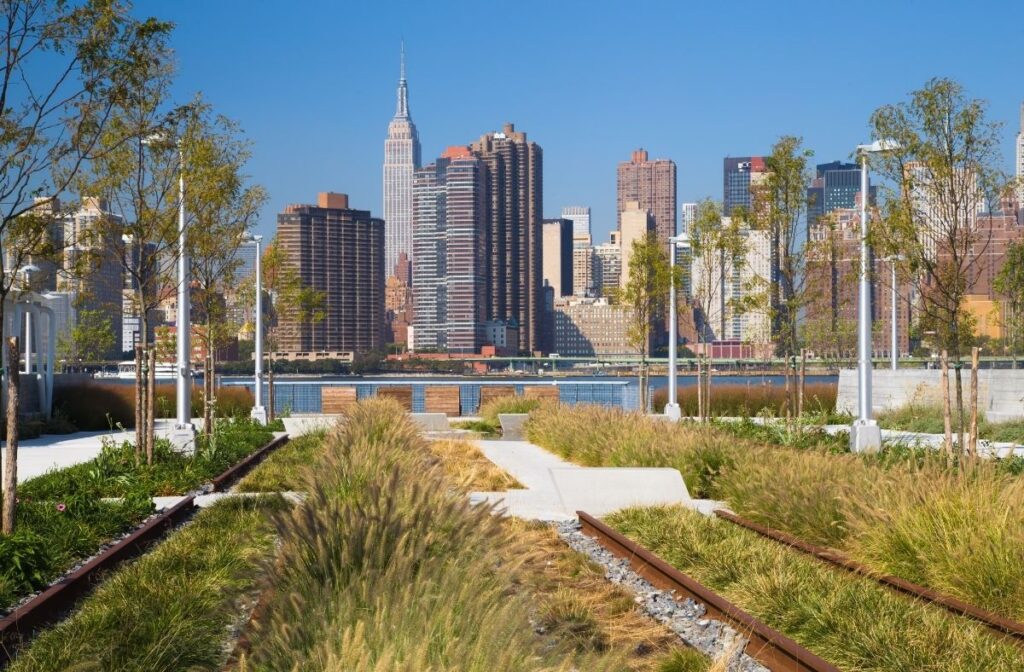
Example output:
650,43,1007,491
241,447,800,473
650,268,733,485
428,439,523,491
504,518,707,671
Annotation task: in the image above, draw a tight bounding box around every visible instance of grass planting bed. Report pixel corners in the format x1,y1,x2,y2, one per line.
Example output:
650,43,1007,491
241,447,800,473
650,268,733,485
607,505,1024,671
1,419,274,614
7,495,287,672
527,404,1024,625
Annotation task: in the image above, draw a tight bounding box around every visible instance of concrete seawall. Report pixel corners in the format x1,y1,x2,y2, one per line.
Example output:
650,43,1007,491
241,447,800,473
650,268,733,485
837,369,1024,422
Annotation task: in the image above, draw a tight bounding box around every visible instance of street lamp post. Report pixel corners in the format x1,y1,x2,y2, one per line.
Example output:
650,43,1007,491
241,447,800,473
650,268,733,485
888,254,905,370
665,235,686,421
146,132,195,450
19,265,39,375
850,140,898,453
247,233,266,424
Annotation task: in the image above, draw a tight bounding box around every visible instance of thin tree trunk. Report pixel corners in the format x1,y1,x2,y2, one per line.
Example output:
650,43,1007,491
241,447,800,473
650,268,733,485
784,361,792,429
147,347,156,465
941,350,953,459
954,363,965,455
204,348,212,436
969,346,979,457
134,344,143,457
3,337,20,534
798,348,806,419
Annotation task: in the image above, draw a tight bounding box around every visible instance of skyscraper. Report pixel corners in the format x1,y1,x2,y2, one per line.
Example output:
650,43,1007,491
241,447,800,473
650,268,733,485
562,205,591,238
619,201,652,289
383,44,421,276
722,156,766,215
617,149,676,242
412,148,487,353
471,123,543,353
275,192,385,354
542,218,573,298
806,161,873,230
681,202,697,236
1016,102,1024,206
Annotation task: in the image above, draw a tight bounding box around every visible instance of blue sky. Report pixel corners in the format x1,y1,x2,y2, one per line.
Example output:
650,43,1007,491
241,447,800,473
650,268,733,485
148,0,1024,243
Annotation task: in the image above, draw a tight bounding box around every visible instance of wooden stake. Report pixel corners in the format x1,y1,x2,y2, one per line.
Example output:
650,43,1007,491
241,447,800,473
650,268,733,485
2,337,20,534
941,350,953,458
969,346,980,457
147,347,156,465
134,344,143,457
798,348,806,419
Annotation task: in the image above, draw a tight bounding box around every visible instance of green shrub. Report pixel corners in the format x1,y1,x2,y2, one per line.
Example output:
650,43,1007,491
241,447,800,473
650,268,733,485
479,394,541,424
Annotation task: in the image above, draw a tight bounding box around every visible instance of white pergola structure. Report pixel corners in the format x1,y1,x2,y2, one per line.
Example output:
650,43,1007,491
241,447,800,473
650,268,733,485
3,292,57,418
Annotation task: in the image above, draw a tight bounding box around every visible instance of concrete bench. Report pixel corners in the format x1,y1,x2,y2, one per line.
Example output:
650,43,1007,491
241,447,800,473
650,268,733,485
498,413,529,440
410,413,451,432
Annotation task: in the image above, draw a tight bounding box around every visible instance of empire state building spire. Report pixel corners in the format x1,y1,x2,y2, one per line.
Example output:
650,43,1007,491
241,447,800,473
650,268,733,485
383,42,421,277
395,41,410,119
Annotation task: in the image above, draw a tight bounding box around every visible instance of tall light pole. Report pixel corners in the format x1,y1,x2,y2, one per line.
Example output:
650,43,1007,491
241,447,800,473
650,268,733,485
850,140,899,453
246,233,266,424
888,254,905,370
665,235,687,421
146,132,194,450
19,265,39,374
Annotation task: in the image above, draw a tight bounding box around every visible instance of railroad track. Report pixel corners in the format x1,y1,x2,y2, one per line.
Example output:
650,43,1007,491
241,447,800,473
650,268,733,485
712,508,1024,644
577,511,840,672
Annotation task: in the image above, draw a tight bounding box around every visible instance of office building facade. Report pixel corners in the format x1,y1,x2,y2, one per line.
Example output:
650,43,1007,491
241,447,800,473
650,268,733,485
562,205,591,238
542,217,573,298
412,148,488,353
275,192,385,354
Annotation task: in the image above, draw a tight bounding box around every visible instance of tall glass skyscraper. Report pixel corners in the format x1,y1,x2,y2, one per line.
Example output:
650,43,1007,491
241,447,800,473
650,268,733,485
383,44,421,277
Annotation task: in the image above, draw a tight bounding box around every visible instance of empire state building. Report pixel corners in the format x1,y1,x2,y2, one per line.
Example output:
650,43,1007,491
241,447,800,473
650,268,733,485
383,45,421,276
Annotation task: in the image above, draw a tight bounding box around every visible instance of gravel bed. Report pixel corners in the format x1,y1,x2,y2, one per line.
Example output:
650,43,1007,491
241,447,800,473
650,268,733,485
556,520,768,672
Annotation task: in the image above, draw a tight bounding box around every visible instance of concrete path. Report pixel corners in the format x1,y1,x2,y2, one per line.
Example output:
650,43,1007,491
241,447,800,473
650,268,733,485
821,424,1024,458
470,439,717,521
6,420,188,484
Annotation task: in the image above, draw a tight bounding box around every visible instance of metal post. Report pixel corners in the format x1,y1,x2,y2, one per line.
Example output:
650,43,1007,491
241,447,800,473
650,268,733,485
22,311,30,374
891,260,898,371
851,152,881,452
250,234,266,424
665,236,681,421
171,143,195,450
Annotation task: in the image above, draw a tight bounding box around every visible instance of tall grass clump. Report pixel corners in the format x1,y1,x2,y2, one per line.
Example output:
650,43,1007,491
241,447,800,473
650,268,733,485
479,394,542,424
527,403,1024,621
877,400,1024,444
239,399,625,671
651,382,837,418
235,430,328,493
609,505,1024,671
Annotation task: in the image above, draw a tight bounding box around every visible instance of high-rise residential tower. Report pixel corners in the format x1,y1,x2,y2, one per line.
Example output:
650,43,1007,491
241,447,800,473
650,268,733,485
1016,102,1024,206
619,201,653,289
542,218,573,298
471,123,543,353
275,192,385,354
617,149,676,242
383,44,422,276
562,205,591,238
412,147,488,353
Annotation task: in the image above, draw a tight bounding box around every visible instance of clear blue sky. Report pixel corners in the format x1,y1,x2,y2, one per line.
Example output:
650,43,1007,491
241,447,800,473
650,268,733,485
146,0,1024,243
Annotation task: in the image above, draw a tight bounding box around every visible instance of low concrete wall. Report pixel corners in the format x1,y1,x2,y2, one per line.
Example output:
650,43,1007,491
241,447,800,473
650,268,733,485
837,369,1024,421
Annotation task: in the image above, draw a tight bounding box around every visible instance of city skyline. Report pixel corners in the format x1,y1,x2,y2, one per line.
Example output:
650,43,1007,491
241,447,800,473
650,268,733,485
152,1,1024,244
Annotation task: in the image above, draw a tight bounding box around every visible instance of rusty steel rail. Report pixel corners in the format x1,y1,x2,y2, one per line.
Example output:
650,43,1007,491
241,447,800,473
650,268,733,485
211,434,290,492
0,495,197,665
577,511,839,672
713,508,1024,643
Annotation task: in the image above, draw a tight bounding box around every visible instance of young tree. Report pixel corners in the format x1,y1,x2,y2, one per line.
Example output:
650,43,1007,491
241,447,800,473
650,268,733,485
57,308,115,367
688,199,747,420
621,231,678,412
1,1,171,534
994,240,1024,368
869,78,1010,451
186,111,266,434
749,136,816,419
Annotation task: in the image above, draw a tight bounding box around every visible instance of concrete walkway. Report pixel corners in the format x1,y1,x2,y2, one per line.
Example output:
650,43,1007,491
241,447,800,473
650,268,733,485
6,419,195,484
470,439,717,521
821,424,1024,458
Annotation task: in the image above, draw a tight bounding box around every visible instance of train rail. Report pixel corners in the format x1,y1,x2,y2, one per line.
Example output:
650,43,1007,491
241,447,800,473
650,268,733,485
576,511,840,672
712,508,1024,644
